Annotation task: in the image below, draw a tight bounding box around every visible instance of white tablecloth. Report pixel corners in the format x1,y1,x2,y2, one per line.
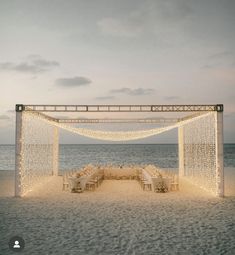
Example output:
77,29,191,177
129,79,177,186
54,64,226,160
142,169,171,191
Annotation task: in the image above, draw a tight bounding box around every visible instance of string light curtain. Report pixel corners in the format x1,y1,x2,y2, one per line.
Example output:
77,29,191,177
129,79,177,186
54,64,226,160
18,111,218,196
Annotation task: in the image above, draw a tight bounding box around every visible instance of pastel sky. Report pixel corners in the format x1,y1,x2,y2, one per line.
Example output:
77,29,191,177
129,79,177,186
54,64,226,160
0,0,235,143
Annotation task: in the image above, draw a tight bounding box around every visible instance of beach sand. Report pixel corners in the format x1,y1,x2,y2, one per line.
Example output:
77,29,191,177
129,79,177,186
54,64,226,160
0,168,235,255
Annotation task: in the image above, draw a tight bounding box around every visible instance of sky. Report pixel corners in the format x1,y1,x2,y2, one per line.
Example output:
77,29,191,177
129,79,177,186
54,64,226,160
0,0,235,144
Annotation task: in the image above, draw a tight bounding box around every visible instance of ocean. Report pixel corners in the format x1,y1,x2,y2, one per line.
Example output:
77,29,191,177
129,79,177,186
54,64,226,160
0,144,235,171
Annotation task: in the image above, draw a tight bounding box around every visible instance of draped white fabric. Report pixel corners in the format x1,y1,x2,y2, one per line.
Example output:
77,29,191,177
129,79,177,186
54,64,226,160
26,112,212,141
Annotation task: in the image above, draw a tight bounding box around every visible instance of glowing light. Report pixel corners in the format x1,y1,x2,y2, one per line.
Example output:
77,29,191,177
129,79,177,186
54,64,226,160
18,110,218,196
26,111,213,142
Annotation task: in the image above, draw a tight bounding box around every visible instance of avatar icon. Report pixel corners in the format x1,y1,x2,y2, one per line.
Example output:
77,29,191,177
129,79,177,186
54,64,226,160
13,240,20,249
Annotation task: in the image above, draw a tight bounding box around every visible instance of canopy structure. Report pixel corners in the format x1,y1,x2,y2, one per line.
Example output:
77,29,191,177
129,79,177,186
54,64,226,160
15,104,224,197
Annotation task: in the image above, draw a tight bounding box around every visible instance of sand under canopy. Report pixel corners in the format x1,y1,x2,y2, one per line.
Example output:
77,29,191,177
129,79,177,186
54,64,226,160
0,168,235,254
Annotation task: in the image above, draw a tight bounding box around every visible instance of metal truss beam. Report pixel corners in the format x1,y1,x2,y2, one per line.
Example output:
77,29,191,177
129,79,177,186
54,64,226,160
16,104,223,112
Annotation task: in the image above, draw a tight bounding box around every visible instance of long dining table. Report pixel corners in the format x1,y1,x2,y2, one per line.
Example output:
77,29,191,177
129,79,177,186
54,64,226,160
142,168,171,191
68,168,99,191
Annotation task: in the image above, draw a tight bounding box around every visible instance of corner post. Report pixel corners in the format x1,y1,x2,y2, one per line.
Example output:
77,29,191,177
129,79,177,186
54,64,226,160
15,104,24,197
215,105,224,197
178,126,185,177
52,127,59,176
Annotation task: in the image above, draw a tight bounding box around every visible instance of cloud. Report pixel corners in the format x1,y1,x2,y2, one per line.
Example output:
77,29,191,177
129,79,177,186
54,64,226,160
95,96,115,101
32,59,59,68
201,64,216,69
55,76,91,87
201,61,235,69
0,115,11,120
204,50,235,68
224,112,235,118
0,56,59,74
110,87,155,96
156,0,193,22
208,51,232,59
97,16,143,38
165,96,180,101
7,110,15,114
97,1,193,38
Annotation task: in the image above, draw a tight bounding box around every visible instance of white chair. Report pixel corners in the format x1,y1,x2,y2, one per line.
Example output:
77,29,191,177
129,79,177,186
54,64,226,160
142,180,152,191
62,173,69,191
170,174,179,191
